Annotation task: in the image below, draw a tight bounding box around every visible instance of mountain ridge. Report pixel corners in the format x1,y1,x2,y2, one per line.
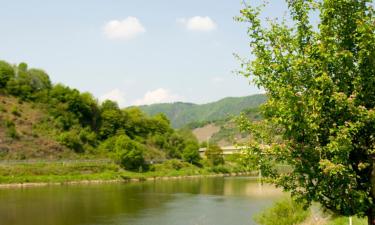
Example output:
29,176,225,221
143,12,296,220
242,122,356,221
138,94,267,128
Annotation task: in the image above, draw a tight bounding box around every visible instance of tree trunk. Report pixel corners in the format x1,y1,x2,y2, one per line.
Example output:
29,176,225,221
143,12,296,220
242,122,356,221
369,158,375,225
368,209,375,225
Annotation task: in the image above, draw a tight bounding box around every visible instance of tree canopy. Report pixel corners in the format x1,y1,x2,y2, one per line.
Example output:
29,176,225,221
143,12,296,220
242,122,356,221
238,0,375,223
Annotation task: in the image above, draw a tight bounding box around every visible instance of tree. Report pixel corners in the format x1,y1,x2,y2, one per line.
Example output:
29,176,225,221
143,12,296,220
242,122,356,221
112,135,146,171
205,144,224,166
0,61,14,88
237,0,375,223
182,143,201,165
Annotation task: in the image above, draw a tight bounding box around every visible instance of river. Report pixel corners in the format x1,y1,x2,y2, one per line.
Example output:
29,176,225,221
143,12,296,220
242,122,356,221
0,176,284,225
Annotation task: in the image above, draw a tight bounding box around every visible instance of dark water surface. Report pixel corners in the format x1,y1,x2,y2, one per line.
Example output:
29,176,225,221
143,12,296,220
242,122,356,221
0,177,284,225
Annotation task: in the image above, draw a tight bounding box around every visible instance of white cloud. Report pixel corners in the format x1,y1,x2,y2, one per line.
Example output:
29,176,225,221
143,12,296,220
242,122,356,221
177,16,217,31
99,88,126,106
103,17,146,40
133,88,182,106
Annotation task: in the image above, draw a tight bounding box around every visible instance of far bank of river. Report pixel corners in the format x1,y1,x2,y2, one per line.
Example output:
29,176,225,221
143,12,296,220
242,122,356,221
0,172,256,189
0,159,258,188
0,176,284,225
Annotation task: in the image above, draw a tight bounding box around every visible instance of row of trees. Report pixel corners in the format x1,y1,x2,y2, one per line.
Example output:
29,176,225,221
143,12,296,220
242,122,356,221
0,60,201,170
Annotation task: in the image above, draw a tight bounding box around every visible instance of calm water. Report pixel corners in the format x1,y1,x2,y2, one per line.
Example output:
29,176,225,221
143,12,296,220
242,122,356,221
0,177,284,225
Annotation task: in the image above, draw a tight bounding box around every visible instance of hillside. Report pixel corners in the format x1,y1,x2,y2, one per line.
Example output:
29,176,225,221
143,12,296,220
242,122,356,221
0,60,201,167
192,107,262,146
0,95,72,159
138,94,267,128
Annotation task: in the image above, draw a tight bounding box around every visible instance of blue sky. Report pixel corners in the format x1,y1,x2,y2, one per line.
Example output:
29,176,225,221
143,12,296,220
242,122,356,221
0,0,288,106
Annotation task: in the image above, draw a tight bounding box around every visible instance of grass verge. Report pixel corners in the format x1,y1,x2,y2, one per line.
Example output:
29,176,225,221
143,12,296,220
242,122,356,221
0,160,253,185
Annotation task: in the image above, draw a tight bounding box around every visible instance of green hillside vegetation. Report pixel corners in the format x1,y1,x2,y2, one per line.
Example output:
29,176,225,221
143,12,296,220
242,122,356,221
192,106,263,146
138,94,267,128
0,60,201,171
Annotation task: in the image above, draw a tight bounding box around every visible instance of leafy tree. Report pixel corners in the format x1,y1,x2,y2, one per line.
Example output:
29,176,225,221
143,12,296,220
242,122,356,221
205,144,224,166
27,69,52,91
237,0,375,223
164,132,185,159
0,61,14,88
112,135,146,171
101,100,120,111
57,129,83,153
49,85,99,128
5,63,52,100
182,143,201,165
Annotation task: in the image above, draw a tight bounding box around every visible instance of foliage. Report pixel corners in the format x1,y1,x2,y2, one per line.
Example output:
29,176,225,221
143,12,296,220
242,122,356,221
10,106,21,117
0,61,15,88
151,159,192,171
101,135,146,171
327,216,367,225
57,129,84,153
182,143,201,165
237,0,375,221
4,119,19,139
0,59,200,167
254,198,310,225
205,144,224,166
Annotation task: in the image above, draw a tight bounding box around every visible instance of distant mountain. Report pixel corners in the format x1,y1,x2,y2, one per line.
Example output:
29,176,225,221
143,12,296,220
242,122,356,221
138,94,267,128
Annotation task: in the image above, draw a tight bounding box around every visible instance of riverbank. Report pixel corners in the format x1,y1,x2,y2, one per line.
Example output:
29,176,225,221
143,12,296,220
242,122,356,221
0,159,256,188
0,172,255,189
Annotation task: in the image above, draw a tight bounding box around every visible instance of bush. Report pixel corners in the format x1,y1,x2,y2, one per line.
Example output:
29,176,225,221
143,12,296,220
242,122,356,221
101,135,146,171
208,165,230,174
205,145,224,166
0,105,6,112
10,106,21,117
151,159,194,172
182,143,201,165
57,130,83,153
5,120,19,139
162,159,188,170
254,198,310,225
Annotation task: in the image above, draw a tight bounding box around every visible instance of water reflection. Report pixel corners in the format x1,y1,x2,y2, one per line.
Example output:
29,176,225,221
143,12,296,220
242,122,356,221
0,177,284,225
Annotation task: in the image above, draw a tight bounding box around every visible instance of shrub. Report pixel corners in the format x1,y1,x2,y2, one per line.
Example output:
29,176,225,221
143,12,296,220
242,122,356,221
152,159,194,172
254,198,310,225
182,143,201,165
57,130,83,153
101,135,146,171
208,165,230,174
0,105,6,112
10,106,21,117
4,119,19,139
205,144,224,166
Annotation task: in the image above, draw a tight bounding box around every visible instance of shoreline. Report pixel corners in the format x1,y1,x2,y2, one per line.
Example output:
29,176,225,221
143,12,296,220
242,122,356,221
0,172,256,189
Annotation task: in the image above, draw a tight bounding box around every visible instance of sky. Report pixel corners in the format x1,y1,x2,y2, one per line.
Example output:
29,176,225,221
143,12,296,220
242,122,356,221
0,0,288,106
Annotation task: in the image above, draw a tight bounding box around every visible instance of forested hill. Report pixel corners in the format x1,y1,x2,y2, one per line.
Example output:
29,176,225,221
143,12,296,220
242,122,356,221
0,60,201,167
138,94,267,128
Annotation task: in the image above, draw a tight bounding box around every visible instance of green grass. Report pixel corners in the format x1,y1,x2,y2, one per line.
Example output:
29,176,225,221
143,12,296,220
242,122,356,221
0,161,121,184
0,160,251,184
327,216,367,225
254,198,310,225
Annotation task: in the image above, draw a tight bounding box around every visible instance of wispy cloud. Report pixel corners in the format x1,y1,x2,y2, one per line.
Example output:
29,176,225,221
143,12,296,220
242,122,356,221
99,88,126,106
103,17,146,40
177,16,217,32
133,88,183,106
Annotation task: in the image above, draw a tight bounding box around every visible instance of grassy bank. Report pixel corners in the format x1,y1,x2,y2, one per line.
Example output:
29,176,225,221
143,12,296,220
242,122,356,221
0,159,254,185
255,198,368,225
